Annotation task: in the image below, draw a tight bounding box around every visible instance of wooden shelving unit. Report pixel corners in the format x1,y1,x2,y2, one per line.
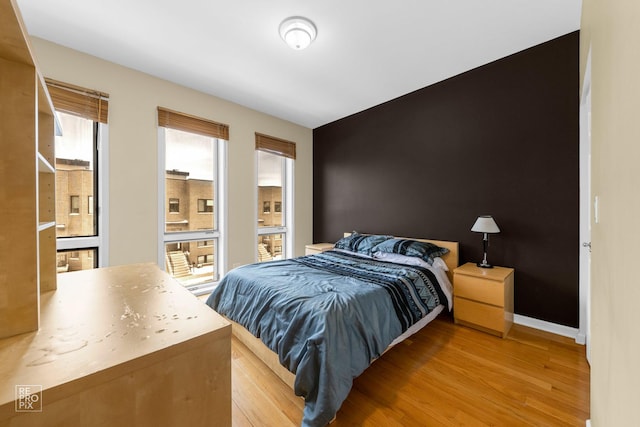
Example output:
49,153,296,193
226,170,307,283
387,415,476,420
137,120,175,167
37,74,58,294
0,0,57,338
1,6,232,425
0,263,232,425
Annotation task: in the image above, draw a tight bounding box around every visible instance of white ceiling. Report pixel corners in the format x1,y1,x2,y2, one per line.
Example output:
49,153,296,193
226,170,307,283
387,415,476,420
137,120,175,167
16,0,582,129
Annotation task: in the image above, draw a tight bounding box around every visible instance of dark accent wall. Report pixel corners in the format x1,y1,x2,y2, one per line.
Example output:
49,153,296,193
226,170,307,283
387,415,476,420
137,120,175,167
313,32,580,327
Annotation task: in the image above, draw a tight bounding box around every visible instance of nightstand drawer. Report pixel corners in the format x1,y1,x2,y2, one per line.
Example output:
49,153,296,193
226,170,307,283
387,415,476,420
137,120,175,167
454,274,505,307
454,297,505,333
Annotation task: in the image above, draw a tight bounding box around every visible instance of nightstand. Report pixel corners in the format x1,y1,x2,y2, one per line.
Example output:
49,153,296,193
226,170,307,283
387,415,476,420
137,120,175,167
453,262,514,338
305,243,334,255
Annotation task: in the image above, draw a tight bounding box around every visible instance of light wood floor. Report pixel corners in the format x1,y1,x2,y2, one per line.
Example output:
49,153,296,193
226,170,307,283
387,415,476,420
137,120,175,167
230,313,590,426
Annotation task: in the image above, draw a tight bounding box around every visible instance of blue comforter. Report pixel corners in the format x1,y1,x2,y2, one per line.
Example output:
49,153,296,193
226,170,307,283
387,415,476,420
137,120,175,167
206,250,448,426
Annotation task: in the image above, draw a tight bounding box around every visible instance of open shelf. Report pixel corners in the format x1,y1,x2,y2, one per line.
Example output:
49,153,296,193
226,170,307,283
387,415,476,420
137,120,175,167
38,221,56,231
37,152,55,173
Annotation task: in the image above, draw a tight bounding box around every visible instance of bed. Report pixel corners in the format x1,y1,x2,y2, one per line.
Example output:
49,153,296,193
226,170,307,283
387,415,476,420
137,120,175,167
206,233,458,427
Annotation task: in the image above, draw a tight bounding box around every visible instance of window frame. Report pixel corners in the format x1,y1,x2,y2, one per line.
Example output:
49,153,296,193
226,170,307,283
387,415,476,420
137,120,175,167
47,78,110,270
256,150,294,262
55,121,109,268
157,126,227,295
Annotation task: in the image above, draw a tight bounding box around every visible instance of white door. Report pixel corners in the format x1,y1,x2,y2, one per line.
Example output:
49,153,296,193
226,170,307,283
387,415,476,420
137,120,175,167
578,49,592,363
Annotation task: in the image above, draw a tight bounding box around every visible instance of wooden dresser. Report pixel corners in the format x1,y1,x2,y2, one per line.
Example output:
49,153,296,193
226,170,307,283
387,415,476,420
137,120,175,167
0,263,231,426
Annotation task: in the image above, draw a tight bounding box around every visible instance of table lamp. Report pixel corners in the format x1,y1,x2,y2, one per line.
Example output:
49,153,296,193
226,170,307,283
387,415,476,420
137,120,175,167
471,215,500,268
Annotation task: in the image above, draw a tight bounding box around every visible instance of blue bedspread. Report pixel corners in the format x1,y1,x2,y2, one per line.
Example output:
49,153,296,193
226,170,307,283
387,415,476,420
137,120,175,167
206,250,448,426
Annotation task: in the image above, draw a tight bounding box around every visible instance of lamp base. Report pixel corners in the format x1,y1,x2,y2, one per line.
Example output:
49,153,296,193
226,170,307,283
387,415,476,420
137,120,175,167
476,261,494,269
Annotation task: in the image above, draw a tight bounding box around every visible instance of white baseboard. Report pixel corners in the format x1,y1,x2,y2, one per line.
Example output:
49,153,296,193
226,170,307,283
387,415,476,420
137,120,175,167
586,420,591,427
514,314,582,343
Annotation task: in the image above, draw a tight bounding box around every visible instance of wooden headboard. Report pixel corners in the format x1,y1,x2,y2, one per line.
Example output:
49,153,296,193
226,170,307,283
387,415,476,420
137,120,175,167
343,233,459,282
417,238,459,282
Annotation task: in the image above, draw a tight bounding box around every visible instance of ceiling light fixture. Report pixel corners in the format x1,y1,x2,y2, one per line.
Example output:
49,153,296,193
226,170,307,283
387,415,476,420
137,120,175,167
279,16,317,50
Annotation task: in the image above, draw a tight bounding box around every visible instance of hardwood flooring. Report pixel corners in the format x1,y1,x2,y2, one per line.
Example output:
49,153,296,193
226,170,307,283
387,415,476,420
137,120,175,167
230,313,590,426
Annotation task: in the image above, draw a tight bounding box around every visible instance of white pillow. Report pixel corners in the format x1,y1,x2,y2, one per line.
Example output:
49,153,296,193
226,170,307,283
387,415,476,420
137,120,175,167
373,251,449,271
431,257,449,272
373,251,431,268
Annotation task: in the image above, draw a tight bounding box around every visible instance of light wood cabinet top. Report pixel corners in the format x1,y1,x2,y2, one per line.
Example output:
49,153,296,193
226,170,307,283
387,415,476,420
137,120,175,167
305,242,335,255
453,262,514,281
0,263,230,419
305,242,335,251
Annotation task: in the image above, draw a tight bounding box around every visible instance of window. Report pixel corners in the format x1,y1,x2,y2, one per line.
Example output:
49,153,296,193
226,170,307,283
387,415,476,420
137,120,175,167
56,249,97,273
256,133,295,262
198,199,213,213
48,79,109,273
169,198,180,213
158,107,228,294
196,254,215,265
70,195,80,214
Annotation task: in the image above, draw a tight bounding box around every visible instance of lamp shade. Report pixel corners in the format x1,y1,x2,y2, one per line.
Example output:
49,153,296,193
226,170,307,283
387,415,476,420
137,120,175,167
279,17,317,50
471,215,500,233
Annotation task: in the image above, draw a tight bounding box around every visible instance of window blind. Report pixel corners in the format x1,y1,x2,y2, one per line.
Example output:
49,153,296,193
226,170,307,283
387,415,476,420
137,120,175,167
45,78,109,124
255,132,296,159
157,107,229,140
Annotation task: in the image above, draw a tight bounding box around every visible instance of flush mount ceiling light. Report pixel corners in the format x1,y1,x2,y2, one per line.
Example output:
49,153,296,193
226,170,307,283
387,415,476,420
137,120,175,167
279,16,317,50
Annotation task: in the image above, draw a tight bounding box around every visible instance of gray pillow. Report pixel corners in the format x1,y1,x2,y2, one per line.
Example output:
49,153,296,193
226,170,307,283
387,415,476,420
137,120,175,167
371,238,449,265
333,232,392,256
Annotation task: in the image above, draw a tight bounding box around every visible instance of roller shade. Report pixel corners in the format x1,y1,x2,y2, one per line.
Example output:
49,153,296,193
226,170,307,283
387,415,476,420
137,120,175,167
255,132,296,159
158,107,229,140
45,78,109,124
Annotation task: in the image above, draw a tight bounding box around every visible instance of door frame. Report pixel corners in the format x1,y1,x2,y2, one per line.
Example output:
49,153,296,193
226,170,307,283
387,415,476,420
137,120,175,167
578,47,592,363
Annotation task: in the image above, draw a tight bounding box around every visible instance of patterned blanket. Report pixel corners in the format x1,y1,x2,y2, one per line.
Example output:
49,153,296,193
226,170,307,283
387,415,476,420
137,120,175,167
206,250,449,427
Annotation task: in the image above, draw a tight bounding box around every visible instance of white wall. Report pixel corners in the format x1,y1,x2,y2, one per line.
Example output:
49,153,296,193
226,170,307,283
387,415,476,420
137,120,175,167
31,37,313,270
580,1,640,424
